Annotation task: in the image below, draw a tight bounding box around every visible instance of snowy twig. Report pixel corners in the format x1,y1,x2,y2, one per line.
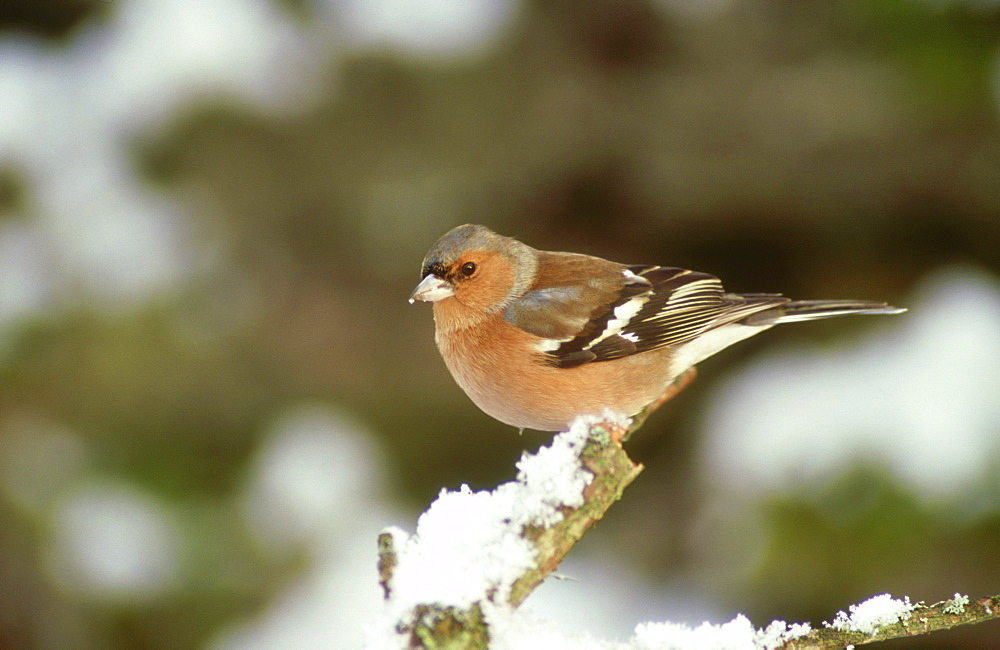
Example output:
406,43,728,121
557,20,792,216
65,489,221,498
508,419,643,607
779,593,1000,648
377,412,643,648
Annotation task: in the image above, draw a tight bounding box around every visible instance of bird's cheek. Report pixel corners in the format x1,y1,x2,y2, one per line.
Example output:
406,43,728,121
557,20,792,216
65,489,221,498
455,265,516,312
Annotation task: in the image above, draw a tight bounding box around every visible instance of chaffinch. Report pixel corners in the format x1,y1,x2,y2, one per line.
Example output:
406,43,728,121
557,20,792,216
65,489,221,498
409,224,905,432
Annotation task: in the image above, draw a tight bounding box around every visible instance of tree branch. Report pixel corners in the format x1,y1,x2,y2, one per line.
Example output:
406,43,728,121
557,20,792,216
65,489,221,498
508,422,643,607
375,402,999,648
378,413,641,648
780,594,1000,648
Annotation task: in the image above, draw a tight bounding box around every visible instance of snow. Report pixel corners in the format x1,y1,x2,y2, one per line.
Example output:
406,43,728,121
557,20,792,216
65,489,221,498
485,610,811,650
373,411,820,650
753,620,813,650
632,616,757,649
510,414,604,525
943,593,969,615
382,485,538,614
630,616,810,650
828,594,914,636
381,413,606,621
218,408,944,650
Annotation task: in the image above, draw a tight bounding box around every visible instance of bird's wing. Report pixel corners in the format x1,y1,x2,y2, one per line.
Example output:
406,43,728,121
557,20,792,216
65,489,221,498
518,265,787,369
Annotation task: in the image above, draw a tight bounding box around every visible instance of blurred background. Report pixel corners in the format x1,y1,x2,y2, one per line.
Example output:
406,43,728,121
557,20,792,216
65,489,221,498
1,0,999,647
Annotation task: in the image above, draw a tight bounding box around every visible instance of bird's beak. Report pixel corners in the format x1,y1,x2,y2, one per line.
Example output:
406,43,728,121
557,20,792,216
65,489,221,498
409,274,454,303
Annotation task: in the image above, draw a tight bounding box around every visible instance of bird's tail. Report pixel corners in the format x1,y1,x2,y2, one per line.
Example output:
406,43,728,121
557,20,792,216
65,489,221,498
741,300,906,326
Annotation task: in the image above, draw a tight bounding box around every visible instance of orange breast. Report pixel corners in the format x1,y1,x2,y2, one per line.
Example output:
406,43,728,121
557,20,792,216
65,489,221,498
435,310,680,431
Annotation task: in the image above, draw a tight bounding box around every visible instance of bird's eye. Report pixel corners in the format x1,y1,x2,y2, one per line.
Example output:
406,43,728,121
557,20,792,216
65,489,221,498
460,262,477,276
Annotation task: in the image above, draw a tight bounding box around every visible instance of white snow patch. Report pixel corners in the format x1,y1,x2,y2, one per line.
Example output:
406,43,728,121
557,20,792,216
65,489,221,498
632,616,757,649
828,594,914,635
383,414,604,620
630,615,810,650
943,593,969,615
754,620,813,650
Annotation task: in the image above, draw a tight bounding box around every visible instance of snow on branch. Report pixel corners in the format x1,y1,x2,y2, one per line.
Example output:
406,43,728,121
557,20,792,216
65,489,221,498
781,593,1000,648
372,412,1000,649
376,411,641,647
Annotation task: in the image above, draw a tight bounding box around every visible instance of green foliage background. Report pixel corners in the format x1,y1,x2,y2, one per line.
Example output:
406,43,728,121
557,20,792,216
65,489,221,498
1,0,999,647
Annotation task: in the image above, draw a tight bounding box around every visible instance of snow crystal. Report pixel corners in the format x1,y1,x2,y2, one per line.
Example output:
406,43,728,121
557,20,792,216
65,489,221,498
753,620,812,650
829,594,914,635
942,593,969,615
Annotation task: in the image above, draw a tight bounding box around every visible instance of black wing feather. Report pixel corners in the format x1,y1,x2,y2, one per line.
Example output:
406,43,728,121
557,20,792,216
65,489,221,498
545,267,787,368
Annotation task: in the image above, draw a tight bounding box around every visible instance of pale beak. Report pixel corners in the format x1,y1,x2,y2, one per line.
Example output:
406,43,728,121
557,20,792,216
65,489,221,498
409,274,455,303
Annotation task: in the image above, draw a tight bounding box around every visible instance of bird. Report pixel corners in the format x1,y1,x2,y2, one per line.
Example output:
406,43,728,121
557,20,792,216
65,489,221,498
409,224,905,432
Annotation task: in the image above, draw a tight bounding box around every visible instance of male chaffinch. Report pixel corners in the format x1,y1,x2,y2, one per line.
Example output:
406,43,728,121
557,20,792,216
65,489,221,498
409,224,905,432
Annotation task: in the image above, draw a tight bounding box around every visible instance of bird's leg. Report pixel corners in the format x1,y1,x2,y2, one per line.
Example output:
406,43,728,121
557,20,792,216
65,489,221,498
623,367,698,440
653,366,698,409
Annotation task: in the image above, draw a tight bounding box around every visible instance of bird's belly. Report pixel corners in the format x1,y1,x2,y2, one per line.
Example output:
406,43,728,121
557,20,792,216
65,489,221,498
438,326,680,431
